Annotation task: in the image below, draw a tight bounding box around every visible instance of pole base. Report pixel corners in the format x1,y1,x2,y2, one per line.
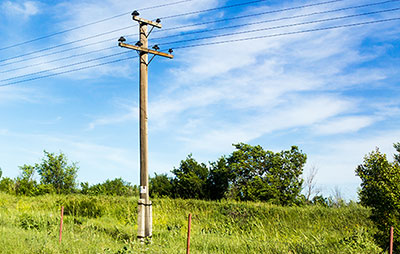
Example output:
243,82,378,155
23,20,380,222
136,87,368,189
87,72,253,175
137,199,152,240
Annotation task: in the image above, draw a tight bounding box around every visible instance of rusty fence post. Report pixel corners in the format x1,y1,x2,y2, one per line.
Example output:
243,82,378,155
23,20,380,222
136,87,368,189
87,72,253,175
186,213,192,254
59,206,64,244
389,226,394,254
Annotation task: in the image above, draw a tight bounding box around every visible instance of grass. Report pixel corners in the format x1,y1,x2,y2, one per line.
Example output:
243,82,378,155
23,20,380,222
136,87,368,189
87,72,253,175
0,193,382,253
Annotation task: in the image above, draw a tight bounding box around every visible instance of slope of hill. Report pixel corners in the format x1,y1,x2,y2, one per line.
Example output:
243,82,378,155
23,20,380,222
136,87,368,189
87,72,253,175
0,193,381,253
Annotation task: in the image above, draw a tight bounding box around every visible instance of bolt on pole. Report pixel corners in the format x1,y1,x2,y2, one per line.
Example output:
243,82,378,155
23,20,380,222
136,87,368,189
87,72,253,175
118,10,173,241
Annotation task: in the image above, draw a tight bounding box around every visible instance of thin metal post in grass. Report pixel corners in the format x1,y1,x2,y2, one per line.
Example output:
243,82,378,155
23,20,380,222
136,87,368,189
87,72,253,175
187,213,192,254
59,206,64,244
389,226,394,254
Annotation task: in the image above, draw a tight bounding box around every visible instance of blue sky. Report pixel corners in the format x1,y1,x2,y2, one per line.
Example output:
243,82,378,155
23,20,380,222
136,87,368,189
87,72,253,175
0,0,400,200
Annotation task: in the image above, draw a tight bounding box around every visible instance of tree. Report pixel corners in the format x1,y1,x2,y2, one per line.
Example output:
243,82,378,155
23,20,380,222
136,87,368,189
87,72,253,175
303,165,320,202
356,144,400,252
226,143,306,204
149,173,173,198
36,151,78,194
0,177,15,194
206,157,232,200
94,178,134,196
171,154,209,199
80,178,137,196
0,167,2,179
15,164,37,196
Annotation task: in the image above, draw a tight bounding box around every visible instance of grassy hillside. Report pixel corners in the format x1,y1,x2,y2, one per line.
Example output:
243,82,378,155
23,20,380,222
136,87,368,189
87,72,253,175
0,193,382,253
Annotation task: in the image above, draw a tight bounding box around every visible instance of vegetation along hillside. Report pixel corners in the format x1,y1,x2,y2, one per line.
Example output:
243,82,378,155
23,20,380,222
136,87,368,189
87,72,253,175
2,142,400,253
0,193,381,253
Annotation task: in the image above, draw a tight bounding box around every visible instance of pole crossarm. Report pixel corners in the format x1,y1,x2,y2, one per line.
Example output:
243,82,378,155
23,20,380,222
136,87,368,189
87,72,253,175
119,42,174,59
132,16,162,28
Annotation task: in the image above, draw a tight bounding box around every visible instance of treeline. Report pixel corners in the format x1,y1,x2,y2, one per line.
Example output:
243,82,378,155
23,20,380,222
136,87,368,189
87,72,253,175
0,143,327,206
0,151,138,196
150,143,317,206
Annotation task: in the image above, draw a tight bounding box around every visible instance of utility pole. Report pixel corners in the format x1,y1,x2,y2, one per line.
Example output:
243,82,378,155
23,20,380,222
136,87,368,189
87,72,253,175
118,10,173,241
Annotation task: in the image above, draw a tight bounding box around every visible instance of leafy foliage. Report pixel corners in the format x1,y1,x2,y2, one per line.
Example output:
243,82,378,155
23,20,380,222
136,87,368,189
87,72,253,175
15,165,37,196
226,143,306,204
149,143,307,205
149,173,173,198
35,151,78,194
206,157,231,200
171,154,209,199
81,178,137,196
356,143,400,251
0,177,15,194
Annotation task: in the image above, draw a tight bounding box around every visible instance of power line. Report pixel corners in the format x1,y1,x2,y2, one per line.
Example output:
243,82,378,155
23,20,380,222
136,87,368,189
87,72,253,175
172,17,400,50
0,0,346,64
3,1,389,72
0,0,198,52
0,46,115,74
157,8,400,47
0,25,136,63
1,16,398,87
2,7,399,79
0,45,116,73
0,56,138,87
0,0,271,59
151,6,400,42
0,39,116,68
159,0,270,19
0,51,131,82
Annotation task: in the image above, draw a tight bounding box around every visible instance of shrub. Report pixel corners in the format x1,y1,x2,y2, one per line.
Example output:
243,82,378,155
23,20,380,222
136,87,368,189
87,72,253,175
0,177,15,194
356,144,400,251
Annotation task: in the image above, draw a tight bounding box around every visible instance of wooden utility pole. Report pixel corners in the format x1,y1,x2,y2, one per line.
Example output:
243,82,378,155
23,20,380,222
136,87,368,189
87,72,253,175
118,10,173,241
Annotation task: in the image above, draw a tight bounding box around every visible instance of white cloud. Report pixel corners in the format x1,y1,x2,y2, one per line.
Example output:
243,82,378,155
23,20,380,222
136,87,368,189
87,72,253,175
309,129,400,186
0,130,137,184
0,86,41,104
314,116,376,135
2,1,40,17
177,95,353,152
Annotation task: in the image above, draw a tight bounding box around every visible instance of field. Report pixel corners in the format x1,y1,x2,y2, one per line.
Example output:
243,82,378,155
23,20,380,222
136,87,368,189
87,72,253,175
0,193,382,253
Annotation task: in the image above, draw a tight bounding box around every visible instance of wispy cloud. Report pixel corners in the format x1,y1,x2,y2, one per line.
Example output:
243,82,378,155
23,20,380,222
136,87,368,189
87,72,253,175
2,1,40,18
313,116,376,135
0,130,137,183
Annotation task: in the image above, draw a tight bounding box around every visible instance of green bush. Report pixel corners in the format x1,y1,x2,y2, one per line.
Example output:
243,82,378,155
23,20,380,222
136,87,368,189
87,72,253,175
80,178,138,196
0,177,15,194
356,143,400,252
62,196,105,218
18,213,57,231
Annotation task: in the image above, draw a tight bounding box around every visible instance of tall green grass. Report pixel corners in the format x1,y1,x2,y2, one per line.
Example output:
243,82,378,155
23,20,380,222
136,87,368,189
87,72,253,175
0,193,382,253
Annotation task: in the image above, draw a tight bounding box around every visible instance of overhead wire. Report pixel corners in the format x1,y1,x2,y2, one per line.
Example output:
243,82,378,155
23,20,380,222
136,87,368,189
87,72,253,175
0,0,198,52
0,39,116,68
0,25,136,63
1,4,399,82
157,7,400,47
2,0,390,73
0,56,139,87
0,0,272,61
0,16,399,87
171,17,400,50
2,6,397,80
0,45,115,74
150,5,400,44
158,0,270,19
0,0,347,64
0,51,132,82
3,0,386,68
